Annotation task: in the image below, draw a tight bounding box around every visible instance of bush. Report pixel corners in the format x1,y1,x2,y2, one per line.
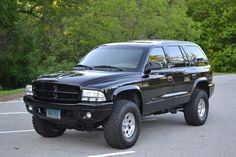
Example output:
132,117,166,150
210,45,236,73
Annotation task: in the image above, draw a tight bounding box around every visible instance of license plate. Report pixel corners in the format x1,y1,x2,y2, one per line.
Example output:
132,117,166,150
46,108,61,119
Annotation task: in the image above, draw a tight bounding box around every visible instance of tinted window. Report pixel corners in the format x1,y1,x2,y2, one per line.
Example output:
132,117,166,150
185,46,208,66
148,47,167,68
80,47,144,71
166,46,185,67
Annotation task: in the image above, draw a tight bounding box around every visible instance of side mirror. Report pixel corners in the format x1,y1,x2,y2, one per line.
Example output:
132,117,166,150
144,62,163,74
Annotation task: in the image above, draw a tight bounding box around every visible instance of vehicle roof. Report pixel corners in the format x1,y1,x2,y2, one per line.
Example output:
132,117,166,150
102,40,196,48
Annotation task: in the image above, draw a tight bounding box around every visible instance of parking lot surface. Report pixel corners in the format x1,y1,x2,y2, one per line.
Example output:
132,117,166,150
0,74,236,157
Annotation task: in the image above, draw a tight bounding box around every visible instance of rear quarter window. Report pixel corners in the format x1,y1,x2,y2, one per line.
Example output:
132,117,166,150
184,45,208,66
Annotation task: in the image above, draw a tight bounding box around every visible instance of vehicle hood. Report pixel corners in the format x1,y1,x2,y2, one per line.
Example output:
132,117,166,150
35,70,141,89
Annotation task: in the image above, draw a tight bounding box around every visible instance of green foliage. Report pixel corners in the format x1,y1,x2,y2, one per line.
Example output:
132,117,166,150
210,45,236,73
0,0,235,88
0,0,40,88
67,0,198,57
0,88,24,96
186,0,236,72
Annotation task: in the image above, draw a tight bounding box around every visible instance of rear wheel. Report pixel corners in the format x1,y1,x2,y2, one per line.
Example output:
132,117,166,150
104,100,141,149
33,116,66,137
184,89,209,126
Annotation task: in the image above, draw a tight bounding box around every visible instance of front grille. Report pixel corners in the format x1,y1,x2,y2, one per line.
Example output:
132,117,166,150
33,82,81,103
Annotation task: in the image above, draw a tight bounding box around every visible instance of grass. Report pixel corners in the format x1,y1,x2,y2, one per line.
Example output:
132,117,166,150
213,72,224,76
0,88,24,96
213,72,236,76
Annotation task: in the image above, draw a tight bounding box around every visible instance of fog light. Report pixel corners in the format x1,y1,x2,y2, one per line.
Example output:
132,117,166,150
86,112,92,119
28,105,33,111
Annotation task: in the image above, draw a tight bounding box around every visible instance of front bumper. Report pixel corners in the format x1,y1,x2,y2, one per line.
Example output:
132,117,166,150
24,96,113,128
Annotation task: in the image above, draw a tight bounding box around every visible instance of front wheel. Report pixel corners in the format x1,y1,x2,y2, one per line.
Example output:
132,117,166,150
184,89,209,126
33,116,66,137
104,100,141,149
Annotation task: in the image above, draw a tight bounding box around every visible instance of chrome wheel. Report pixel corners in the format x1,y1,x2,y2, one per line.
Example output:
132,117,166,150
198,99,206,118
122,112,135,138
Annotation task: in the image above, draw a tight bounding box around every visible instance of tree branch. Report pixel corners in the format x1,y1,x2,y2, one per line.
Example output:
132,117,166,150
18,5,51,24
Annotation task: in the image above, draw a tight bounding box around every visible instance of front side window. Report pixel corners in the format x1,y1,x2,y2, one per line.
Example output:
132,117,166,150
148,47,167,68
79,46,145,71
166,46,185,67
184,45,208,66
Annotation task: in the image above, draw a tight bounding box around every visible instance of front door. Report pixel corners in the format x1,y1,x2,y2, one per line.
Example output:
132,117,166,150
141,47,174,115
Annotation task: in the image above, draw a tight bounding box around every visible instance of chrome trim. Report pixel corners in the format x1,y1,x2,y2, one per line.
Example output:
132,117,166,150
162,91,188,98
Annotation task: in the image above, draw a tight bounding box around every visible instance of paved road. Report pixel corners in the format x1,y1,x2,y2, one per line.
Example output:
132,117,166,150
0,74,236,157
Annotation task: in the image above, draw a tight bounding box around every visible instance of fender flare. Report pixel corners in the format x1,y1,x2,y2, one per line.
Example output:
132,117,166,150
192,77,209,93
111,85,142,100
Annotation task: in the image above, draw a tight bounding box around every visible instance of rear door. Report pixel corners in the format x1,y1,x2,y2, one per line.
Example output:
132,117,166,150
165,45,192,105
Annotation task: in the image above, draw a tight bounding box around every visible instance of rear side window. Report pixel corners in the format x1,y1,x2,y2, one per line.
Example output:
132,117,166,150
184,46,208,66
166,46,185,67
148,47,167,68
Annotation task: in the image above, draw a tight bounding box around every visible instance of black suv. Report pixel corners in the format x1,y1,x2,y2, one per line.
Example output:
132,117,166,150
24,40,214,149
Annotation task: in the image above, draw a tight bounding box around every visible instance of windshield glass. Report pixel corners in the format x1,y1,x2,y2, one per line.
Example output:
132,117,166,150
79,46,145,71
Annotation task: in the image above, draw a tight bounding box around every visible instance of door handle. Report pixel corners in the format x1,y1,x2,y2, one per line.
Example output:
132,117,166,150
167,76,173,82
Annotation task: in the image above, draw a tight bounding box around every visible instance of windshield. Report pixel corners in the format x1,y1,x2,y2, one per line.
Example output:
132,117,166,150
79,46,145,71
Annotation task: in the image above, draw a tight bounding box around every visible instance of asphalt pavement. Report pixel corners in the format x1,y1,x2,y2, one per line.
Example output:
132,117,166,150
0,74,236,157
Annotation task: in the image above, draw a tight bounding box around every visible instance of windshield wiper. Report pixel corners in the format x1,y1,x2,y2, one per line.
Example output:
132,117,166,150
74,64,93,70
93,65,123,71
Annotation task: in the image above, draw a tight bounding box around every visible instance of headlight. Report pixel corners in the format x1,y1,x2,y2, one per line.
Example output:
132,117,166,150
82,90,106,102
25,85,33,95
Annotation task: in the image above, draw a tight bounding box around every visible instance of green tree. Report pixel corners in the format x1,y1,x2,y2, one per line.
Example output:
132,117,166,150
1,0,202,88
187,0,236,72
67,0,198,57
0,0,39,88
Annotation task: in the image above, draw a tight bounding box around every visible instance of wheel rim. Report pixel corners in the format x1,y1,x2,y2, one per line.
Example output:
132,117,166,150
198,98,206,118
122,112,135,138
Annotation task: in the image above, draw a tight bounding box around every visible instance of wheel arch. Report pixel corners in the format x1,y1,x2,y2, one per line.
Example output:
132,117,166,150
192,77,210,97
112,85,143,115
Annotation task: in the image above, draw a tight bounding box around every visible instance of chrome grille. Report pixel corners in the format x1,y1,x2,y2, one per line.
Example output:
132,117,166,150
33,82,81,103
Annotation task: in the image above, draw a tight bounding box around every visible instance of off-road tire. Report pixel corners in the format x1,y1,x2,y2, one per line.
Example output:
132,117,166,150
184,89,209,126
33,116,66,137
104,100,141,149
